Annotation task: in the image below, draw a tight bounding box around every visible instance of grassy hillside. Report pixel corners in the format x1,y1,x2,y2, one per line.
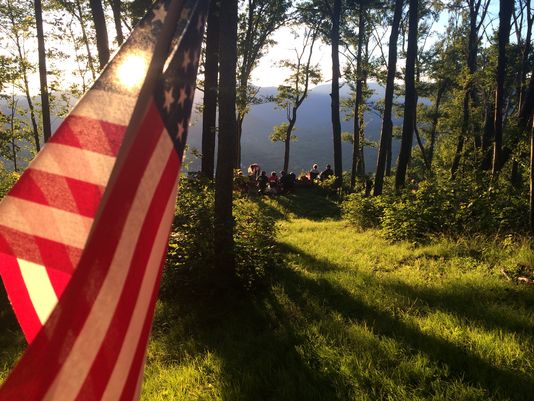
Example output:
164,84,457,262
1,189,533,400
142,189,533,401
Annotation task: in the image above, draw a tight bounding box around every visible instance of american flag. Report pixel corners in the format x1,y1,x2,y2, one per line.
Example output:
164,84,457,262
0,0,208,399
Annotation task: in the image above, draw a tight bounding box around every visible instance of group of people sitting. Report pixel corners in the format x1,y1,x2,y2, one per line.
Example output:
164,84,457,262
247,163,334,196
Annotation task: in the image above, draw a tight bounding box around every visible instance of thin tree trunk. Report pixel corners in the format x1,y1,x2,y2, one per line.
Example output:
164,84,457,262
530,119,534,233
9,96,18,172
331,0,342,182
215,0,238,275
283,110,297,172
89,0,110,69
374,0,403,195
34,0,52,143
395,0,418,191
492,0,513,175
351,6,365,189
75,0,97,80
481,103,494,170
428,83,445,168
519,0,532,110
201,0,220,179
451,92,469,179
108,0,124,46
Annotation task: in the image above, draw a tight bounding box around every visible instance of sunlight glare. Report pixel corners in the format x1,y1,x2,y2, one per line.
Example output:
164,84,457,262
117,53,148,90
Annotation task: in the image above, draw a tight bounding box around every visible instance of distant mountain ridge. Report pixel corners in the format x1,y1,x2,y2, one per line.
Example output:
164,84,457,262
1,83,404,174
185,82,400,174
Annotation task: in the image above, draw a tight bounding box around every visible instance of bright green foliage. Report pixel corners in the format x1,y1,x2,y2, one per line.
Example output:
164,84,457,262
269,122,296,142
343,177,529,242
0,163,18,198
164,177,278,290
341,192,385,229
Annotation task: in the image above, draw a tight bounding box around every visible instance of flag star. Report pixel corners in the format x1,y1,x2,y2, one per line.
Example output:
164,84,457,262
163,88,175,113
178,86,188,106
181,50,191,70
152,5,167,24
177,121,185,139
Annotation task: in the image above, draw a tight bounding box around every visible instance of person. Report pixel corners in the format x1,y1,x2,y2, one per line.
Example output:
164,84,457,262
319,164,334,181
309,164,320,181
256,170,268,194
279,170,292,194
247,163,260,180
266,171,279,195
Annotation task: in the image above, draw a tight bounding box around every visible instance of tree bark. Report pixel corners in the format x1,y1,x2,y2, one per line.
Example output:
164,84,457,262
201,0,220,179
530,120,534,233
108,0,124,46
283,109,297,172
374,0,403,196
492,0,513,175
428,83,445,168
351,5,365,189
215,0,238,275
395,0,418,191
89,0,110,69
34,0,52,143
331,0,342,182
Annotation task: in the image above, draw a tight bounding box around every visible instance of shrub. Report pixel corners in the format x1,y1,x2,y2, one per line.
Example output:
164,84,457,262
0,164,18,200
164,177,278,291
341,193,385,229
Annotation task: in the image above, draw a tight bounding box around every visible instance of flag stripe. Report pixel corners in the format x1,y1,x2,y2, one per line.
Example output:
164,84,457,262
71,89,137,127
0,249,42,341
83,153,179,401
30,143,116,187
0,226,80,274
42,109,171,401
18,259,58,324
0,102,167,401
8,169,104,218
50,114,126,157
0,197,93,249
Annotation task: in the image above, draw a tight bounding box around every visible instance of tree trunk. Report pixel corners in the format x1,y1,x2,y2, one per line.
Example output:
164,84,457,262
215,0,238,275
530,120,534,233
201,0,220,179
428,83,445,168
283,109,297,172
89,0,110,69
351,5,365,189
451,92,469,179
108,0,124,46
331,0,342,182
518,0,532,111
492,0,513,175
75,0,97,80
374,0,403,196
395,0,417,191
481,103,494,170
34,0,52,143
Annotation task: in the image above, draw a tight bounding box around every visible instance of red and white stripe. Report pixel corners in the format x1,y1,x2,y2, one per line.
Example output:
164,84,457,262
0,100,181,401
0,89,131,342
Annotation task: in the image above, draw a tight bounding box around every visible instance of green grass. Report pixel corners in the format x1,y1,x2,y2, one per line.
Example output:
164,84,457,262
1,188,533,400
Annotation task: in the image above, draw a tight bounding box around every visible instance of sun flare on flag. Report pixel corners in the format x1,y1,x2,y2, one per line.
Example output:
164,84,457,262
117,54,150,90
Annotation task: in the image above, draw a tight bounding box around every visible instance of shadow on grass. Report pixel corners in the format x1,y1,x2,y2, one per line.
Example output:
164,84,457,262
252,188,341,222
277,243,534,401
154,285,343,401
155,244,534,401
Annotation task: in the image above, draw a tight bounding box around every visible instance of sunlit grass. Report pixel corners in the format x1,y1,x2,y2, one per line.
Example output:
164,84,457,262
1,188,533,400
